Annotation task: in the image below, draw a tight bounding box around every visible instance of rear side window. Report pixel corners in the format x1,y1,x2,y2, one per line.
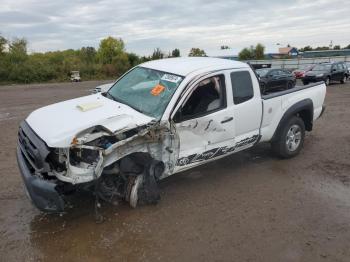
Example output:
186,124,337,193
230,71,254,104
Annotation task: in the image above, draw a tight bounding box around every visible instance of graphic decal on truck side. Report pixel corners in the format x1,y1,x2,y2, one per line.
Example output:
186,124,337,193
176,135,259,166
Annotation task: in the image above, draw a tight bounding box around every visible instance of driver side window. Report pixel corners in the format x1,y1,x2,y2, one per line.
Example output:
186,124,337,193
175,75,226,122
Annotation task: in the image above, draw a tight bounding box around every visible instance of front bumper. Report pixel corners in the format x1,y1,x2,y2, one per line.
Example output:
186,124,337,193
16,146,65,213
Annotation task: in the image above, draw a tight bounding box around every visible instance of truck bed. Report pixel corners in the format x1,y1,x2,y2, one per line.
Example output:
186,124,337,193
260,82,326,142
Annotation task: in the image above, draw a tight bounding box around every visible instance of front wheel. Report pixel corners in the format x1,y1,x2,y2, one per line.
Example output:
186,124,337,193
271,116,305,158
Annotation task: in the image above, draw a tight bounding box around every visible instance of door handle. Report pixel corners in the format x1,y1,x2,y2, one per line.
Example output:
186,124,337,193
221,117,233,124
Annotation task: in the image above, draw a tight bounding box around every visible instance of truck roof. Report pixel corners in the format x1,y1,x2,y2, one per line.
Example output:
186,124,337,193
141,57,249,76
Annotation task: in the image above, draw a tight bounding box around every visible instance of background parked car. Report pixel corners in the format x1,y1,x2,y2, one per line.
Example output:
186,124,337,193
92,82,114,94
303,62,348,85
345,62,350,79
292,64,315,79
70,71,81,82
256,68,296,94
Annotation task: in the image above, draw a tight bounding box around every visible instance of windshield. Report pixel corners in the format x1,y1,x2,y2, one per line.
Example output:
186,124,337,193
256,69,270,77
312,64,331,71
107,67,184,119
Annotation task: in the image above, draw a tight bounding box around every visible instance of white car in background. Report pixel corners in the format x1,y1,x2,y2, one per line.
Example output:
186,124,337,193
92,82,114,94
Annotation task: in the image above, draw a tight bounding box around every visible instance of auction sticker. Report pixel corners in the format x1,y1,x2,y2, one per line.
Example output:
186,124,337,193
151,84,166,96
161,74,182,83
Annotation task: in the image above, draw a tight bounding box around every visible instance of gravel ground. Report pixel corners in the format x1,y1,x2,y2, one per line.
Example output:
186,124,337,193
0,80,349,262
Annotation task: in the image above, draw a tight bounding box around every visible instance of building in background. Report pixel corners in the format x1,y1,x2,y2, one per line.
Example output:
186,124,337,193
266,46,299,59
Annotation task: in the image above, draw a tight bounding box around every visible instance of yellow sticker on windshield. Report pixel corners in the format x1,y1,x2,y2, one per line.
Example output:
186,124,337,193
151,84,165,96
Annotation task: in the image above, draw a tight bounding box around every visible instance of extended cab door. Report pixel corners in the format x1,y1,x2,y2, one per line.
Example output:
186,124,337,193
172,73,236,172
228,69,262,149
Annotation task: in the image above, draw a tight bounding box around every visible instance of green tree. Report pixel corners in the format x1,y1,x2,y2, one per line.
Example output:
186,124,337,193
220,45,230,50
152,48,164,60
127,52,140,67
9,38,28,64
171,48,180,57
0,35,7,55
188,48,206,57
238,46,255,60
314,46,329,51
255,43,265,59
343,44,350,49
333,45,341,50
97,37,125,64
299,46,313,52
80,47,96,64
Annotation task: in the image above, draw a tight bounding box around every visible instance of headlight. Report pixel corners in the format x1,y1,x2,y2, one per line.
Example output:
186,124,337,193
316,74,324,77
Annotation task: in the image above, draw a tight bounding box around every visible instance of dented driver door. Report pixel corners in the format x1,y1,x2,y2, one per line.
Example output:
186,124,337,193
172,73,236,172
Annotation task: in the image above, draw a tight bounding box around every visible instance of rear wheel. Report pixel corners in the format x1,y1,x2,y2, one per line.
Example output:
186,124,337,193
340,75,346,84
287,81,294,89
271,116,305,158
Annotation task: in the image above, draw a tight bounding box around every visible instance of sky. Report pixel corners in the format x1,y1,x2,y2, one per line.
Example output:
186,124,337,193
1,0,350,56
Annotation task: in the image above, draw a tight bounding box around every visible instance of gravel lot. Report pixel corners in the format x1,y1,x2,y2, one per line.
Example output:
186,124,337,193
0,80,350,262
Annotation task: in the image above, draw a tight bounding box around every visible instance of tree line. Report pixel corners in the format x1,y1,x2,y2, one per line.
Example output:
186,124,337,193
0,34,209,84
299,44,350,52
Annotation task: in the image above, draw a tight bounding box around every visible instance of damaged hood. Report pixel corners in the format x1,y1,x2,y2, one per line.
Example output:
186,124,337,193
26,94,155,148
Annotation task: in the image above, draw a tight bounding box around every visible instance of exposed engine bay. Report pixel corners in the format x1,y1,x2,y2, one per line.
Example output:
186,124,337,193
17,120,175,213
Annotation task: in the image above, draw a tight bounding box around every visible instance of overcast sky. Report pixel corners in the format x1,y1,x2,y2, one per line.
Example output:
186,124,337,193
1,0,350,56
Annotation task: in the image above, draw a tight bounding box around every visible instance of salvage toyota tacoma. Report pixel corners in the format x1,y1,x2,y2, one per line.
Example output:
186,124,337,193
16,57,326,213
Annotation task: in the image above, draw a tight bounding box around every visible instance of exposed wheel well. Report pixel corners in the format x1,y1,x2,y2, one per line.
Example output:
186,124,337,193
297,109,313,131
272,99,314,141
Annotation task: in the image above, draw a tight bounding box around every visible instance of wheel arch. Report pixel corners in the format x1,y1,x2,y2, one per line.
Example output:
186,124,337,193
271,98,313,142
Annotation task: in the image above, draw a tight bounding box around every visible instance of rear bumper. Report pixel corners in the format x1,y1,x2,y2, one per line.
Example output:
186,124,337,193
16,146,65,213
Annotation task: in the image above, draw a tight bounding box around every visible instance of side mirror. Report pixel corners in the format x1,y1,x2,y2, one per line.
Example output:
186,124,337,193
332,68,337,72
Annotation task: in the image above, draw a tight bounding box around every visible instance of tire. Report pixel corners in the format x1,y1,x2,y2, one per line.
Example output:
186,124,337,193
325,77,330,86
286,81,294,89
340,75,346,84
271,116,305,158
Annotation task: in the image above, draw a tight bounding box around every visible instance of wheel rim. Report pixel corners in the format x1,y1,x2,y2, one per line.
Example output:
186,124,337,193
129,175,143,208
286,124,302,152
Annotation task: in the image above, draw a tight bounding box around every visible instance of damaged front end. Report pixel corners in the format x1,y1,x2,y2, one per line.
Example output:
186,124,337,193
17,119,175,213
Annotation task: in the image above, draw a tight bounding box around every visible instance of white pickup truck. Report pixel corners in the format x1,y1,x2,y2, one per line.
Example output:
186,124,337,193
16,58,326,213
